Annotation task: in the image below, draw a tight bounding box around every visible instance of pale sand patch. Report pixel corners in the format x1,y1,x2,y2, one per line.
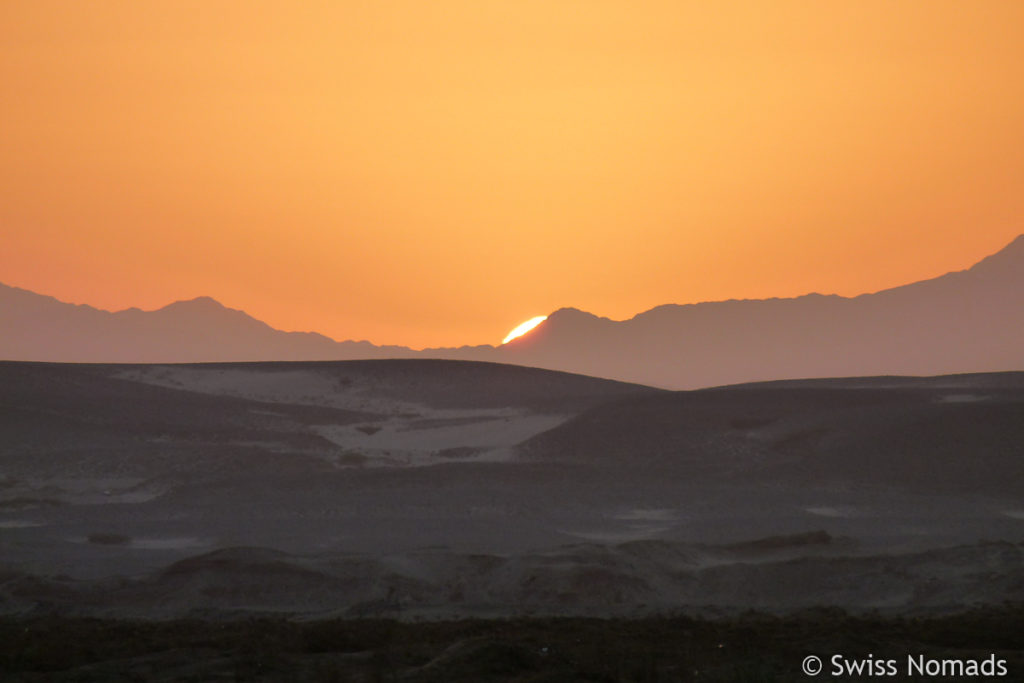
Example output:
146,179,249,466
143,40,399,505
316,414,563,452
315,412,566,467
116,366,561,432
0,520,44,528
612,508,679,522
2,478,164,505
1001,510,1024,520
117,366,341,403
115,366,422,414
115,365,570,468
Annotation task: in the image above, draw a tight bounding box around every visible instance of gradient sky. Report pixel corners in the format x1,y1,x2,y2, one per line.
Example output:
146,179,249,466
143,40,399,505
3,2,1023,347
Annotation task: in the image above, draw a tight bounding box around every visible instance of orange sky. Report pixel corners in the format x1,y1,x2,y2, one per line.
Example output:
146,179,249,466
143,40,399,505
2,2,1023,348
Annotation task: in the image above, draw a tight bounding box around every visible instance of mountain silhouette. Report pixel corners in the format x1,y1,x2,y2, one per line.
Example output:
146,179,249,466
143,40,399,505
2,235,1022,388
0,287,419,363
499,235,1024,387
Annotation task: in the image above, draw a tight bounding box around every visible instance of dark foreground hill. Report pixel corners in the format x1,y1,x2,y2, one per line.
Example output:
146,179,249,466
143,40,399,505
1,360,1022,622
520,372,1024,495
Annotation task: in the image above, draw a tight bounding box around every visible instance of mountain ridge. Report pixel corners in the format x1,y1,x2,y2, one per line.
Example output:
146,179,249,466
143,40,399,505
2,234,1022,388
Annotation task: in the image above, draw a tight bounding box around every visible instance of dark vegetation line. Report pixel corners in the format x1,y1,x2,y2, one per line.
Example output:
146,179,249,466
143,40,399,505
3,607,1024,682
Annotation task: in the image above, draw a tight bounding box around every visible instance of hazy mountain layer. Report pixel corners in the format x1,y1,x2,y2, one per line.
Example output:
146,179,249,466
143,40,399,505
501,235,1024,387
2,236,1023,388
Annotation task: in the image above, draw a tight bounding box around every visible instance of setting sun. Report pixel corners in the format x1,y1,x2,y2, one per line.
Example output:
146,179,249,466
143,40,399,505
2,3,1022,348
502,316,547,345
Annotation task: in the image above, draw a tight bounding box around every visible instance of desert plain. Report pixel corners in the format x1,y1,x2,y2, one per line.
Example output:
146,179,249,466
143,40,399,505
2,358,1022,623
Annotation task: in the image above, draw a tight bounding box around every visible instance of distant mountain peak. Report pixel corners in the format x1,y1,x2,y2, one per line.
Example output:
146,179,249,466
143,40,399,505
984,233,1024,258
160,295,227,310
967,234,1024,278
547,307,607,322
153,296,258,320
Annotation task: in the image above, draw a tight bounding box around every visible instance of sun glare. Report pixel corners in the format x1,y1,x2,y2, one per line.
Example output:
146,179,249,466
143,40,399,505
502,316,547,345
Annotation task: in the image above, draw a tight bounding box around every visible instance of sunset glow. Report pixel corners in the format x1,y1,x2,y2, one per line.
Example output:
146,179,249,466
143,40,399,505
502,316,548,345
2,3,1023,347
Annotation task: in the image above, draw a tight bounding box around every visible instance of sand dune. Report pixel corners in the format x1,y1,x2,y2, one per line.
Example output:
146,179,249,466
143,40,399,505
1,360,1022,617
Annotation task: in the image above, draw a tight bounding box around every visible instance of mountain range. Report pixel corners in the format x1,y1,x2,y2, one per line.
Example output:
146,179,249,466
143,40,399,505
2,235,1022,389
